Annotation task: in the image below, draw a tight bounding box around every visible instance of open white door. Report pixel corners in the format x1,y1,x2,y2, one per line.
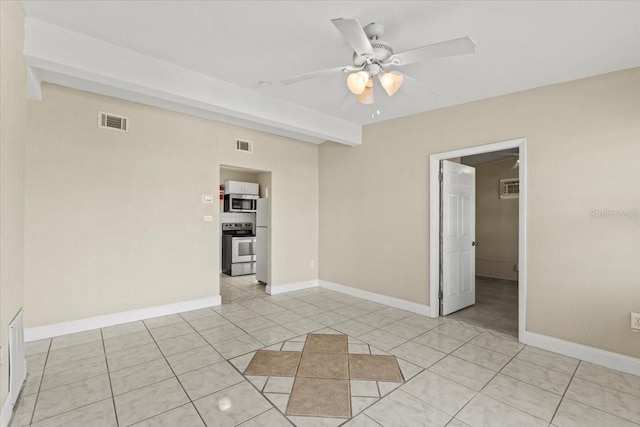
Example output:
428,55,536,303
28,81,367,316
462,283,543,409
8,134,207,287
441,160,476,315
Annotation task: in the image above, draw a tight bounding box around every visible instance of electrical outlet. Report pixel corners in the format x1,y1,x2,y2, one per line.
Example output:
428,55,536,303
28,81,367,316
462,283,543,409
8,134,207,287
632,312,640,330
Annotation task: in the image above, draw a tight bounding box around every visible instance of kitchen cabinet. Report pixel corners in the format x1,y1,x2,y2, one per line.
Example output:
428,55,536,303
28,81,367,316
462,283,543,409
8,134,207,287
224,180,259,195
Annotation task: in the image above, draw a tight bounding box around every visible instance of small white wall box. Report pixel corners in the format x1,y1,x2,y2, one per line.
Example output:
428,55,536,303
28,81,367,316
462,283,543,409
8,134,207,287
500,178,519,199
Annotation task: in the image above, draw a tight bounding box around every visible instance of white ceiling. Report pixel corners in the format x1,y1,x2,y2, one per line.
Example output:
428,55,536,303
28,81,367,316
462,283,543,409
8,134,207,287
22,1,640,142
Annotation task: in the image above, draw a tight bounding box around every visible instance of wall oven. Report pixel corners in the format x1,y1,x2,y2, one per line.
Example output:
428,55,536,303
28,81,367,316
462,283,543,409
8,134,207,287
224,194,258,213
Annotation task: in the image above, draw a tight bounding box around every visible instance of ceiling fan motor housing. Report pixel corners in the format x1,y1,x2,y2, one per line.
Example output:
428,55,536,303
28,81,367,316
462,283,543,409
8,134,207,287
353,41,394,68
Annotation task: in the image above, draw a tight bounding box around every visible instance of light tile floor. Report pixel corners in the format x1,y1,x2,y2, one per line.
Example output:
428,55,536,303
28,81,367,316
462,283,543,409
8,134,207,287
220,274,267,303
14,286,640,427
447,278,519,337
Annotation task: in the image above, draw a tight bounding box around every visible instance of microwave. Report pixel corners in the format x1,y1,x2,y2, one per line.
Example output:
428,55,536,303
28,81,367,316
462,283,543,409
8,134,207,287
224,194,258,212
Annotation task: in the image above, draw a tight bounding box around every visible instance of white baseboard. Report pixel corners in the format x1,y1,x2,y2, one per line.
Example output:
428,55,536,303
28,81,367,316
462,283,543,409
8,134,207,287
24,295,221,342
266,280,318,295
318,280,431,316
521,331,640,376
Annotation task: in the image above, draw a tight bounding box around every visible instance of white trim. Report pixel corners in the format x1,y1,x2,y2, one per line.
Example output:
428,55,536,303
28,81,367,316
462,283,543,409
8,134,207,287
1,391,17,427
522,331,640,376
318,280,431,316
26,65,42,100
266,280,318,295
24,296,221,342
429,138,528,338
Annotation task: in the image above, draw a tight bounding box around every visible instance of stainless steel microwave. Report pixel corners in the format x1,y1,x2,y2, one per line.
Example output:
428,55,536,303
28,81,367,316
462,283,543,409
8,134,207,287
224,194,258,212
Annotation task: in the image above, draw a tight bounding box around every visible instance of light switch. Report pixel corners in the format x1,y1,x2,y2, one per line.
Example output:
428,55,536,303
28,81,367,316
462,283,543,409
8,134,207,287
204,215,213,222
202,194,214,204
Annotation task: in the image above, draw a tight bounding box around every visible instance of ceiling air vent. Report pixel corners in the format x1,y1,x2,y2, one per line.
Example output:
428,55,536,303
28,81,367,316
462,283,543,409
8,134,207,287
500,178,519,199
235,138,253,153
98,111,128,132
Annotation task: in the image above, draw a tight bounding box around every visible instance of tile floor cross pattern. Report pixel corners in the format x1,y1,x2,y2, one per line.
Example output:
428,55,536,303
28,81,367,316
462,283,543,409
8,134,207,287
13,286,640,427
243,333,404,418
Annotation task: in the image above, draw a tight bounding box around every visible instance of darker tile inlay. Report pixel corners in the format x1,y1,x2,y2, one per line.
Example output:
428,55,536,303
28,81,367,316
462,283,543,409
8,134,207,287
244,350,301,377
349,354,404,382
297,352,349,379
287,377,351,418
227,333,405,419
304,333,348,353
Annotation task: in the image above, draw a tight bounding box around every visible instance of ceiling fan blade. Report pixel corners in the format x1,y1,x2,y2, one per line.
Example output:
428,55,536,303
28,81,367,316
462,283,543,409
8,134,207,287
396,71,439,96
388,36,476,66
331,18,374,57
338,90,358,111
281,65,359,85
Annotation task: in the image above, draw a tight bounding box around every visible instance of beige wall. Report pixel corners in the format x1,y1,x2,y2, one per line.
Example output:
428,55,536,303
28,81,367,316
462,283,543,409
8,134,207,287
474,157,519,281
0,0,27,409
25,83,318,328
220,168,260,186
320,68,640,358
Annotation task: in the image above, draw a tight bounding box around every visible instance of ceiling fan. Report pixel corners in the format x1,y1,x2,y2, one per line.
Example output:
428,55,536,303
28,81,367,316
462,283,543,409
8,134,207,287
282,18,477,106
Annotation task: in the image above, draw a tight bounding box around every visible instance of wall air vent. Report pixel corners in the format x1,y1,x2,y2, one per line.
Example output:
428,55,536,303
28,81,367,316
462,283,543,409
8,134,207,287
500,178,519,199
98,111,128,132
235,138,253,153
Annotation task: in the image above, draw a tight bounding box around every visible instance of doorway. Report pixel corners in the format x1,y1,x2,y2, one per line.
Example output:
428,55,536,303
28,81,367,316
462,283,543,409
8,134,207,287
219,165,271,304
429,138,527,339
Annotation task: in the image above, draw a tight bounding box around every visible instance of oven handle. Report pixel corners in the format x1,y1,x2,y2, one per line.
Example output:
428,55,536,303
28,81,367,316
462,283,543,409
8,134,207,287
234,238,256,244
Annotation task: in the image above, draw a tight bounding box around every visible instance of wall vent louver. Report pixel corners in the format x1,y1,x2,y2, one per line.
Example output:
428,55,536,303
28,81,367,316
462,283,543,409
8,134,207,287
98,111,128,132
500,178,520,199
235,138,253,153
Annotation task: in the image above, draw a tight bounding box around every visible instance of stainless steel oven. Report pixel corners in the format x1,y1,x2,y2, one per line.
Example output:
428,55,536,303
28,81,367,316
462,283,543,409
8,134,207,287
232,236,256,263
222,223,256,276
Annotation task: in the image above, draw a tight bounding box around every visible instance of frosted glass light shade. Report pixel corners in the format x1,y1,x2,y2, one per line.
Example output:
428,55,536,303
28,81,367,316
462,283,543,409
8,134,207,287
379,72,404,96
356,86,374,104
347,71,369,95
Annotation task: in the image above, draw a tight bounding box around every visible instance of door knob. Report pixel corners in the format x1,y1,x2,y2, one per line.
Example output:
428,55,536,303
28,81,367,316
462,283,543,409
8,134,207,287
472,241,479,247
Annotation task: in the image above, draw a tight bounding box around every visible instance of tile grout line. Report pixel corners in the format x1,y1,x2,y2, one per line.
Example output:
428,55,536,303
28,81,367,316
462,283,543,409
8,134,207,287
549,359,581,424
551,362,640,425
567,370,640,400
27,337,127,426
224,338,295,424
99,329,120,427
442,344,527,425
26,338,52,426
346,335,353,419
140,319,209,427
176,307,317,424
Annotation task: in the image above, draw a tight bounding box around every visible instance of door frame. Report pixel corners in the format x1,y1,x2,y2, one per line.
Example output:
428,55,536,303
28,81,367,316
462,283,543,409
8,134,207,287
429,138,527,340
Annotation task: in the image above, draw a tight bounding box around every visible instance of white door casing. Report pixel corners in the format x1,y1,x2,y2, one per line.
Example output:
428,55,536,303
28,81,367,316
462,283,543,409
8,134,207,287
441,160,476,315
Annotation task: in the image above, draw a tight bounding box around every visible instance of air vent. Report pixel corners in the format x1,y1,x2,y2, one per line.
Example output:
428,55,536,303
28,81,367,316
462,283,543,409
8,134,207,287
98,111,128,132
235,138,253,153
500,178,519,199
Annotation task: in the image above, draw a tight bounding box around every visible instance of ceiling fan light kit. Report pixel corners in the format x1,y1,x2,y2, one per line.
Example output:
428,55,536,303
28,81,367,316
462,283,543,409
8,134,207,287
281,17,476,110
356,86,375,104
379,72,403,96
347,71,369,95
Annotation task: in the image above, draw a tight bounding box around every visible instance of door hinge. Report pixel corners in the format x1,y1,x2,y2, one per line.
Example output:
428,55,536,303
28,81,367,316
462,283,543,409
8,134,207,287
438,172,443,182
438,290,443,299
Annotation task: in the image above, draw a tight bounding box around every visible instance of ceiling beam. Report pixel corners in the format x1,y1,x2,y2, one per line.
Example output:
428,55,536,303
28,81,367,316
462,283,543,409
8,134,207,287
24,18,362,146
